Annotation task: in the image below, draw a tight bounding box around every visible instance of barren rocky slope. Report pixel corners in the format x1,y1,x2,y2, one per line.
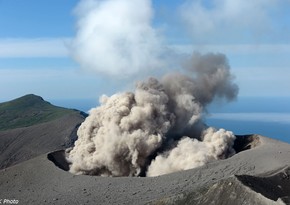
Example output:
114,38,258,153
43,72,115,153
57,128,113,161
1,95,290,205
1,135,290,205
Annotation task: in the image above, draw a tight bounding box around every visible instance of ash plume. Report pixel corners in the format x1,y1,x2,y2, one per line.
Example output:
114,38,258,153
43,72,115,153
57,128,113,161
147,128,235,177
67,52,239,177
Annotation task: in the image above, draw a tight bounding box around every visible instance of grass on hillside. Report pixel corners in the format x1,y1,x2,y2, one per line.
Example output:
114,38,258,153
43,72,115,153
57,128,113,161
0,94,79,131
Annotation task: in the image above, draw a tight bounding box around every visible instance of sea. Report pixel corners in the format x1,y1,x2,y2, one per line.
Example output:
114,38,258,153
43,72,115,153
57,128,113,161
206,97,290,143
51,96,290,144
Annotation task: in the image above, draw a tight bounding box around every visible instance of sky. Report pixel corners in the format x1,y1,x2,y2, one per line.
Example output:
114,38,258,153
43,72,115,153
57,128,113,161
0,0,290,103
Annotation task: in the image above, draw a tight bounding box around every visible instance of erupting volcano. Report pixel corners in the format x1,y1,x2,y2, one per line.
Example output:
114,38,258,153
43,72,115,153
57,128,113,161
66,52,239,177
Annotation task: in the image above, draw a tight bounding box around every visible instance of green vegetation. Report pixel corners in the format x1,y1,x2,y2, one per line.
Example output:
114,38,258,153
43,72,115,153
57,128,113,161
0,94,79,131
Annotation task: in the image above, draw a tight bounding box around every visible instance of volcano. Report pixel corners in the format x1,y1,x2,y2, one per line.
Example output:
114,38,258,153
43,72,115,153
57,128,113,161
1,133,290,204
1,95,290,204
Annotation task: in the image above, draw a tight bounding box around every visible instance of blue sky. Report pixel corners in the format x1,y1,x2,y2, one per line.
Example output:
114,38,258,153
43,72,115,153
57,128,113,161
0,0,290,103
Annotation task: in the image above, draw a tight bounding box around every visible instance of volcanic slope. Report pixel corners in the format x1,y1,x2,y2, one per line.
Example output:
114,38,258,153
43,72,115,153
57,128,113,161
0,94,87,169
1,135,290,204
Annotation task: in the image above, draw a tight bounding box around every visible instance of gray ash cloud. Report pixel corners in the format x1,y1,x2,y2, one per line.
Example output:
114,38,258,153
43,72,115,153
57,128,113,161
67,52,238,177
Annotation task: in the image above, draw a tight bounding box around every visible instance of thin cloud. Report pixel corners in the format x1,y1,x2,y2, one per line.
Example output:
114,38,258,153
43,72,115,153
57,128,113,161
209,113,290,124
179,0,289,43
0,67,108,100
0,38,70,58
171,44,290,55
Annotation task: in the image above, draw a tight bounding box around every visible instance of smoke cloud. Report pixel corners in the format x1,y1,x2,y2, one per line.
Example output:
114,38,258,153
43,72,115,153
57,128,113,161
70,0,163,76
67,52,239,177
147,128,235,177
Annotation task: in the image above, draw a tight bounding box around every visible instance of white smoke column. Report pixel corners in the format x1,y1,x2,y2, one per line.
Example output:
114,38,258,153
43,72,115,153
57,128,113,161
67,52,239,177
147,128,236,177
71,0,163,76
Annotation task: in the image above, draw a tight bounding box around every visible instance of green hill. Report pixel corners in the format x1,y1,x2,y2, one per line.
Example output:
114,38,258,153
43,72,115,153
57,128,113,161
0,94,83,131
